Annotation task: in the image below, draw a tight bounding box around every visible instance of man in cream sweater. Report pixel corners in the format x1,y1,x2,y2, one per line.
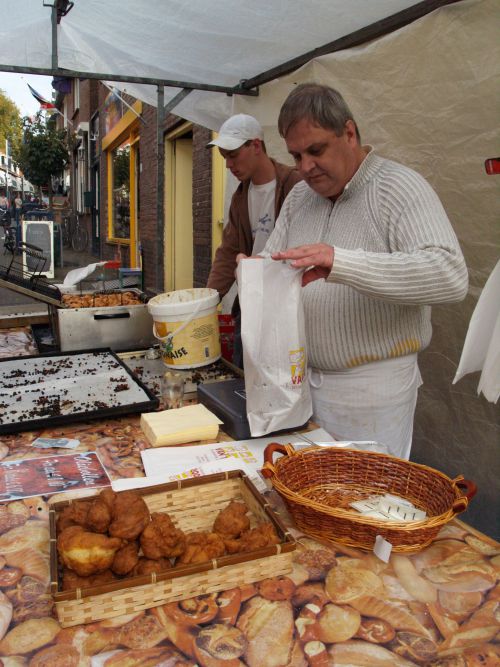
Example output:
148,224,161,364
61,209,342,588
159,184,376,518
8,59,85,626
247,84,468,459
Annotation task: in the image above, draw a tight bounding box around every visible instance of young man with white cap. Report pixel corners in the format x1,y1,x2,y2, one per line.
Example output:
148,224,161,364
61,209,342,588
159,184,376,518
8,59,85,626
207,114,301,366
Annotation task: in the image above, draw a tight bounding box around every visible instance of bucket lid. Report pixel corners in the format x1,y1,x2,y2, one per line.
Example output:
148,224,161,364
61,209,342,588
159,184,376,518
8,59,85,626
148,287,219,317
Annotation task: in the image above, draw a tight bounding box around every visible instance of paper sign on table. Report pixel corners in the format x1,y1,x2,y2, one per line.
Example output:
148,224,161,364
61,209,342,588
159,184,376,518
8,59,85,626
139,427,334,493
0,451,109,501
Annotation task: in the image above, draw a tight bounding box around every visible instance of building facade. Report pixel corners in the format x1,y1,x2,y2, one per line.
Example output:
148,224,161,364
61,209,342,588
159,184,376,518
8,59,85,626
55,79,225,295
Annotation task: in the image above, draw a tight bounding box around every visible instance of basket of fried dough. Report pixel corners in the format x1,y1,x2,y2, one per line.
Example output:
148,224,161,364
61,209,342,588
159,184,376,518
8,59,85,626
49,470,295,627
261,444,476,553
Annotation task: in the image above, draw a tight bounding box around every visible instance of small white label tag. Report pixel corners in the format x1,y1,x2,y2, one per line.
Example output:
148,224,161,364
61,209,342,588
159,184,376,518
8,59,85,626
374,534,392,562
32,437,80,450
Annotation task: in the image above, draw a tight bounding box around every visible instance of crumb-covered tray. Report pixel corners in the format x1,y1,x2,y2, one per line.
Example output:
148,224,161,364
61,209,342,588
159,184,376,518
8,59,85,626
119,350,242,399
0,348,159,434
50,470,296,627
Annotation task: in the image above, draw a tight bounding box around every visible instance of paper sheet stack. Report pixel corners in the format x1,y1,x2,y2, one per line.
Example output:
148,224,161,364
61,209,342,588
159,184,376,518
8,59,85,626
140,404,223,447
350,493,427,523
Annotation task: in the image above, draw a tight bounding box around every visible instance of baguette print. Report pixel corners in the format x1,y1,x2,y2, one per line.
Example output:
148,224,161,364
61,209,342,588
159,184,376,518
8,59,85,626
0,415,498,664
329,639,417,666
349,596,434,639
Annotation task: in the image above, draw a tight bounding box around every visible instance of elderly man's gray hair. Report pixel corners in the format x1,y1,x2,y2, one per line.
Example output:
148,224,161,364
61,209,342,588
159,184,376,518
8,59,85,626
278,83,361,141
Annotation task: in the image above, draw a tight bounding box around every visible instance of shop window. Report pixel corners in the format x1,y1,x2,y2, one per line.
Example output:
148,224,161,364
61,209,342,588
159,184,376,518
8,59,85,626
111,138,131,240
103,100,141,257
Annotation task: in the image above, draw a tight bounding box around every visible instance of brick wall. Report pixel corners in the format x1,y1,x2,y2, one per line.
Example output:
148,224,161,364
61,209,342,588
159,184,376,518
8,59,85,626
138,104,158,292
192,126,212,287
94,87,215,294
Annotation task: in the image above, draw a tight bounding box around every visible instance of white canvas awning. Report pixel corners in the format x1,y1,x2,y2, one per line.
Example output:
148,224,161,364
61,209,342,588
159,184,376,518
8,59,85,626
0,0,466,129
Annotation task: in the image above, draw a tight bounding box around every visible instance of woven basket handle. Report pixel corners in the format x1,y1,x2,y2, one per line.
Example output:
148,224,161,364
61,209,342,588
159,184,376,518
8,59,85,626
261,442,295,479
451,476,477,513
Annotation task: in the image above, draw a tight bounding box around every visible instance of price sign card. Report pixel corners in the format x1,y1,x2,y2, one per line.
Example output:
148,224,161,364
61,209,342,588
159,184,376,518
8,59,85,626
0,451,110,501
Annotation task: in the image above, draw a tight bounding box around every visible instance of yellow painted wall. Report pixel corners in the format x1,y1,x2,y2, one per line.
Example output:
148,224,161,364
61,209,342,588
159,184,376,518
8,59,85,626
211,135,225,260
164,123,193,291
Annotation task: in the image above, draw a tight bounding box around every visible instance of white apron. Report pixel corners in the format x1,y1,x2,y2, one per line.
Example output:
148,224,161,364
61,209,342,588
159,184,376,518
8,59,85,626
309,354,422,460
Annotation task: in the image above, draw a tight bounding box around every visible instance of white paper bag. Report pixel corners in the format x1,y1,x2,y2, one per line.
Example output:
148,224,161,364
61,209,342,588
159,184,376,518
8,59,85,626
237,258,312,436
453,259,500,403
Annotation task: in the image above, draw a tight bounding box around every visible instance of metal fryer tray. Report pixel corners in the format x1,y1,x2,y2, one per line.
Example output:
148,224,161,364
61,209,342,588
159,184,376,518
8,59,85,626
118,351,242,400
0,348,159,434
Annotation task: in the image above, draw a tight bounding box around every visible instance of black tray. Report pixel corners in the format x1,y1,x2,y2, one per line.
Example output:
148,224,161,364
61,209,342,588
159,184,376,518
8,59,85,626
197,377,310,441
0,347,159,434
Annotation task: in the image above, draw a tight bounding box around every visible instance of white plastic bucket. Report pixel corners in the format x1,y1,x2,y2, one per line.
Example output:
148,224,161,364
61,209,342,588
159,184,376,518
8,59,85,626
147,288,221,369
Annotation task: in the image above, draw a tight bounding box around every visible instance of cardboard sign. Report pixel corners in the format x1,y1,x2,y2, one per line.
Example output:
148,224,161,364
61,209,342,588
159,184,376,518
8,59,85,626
0,451,110,501
22,219,55,279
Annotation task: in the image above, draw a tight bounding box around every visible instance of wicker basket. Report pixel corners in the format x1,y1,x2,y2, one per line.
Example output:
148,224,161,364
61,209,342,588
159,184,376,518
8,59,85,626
50,470,295,627
261,444,476,554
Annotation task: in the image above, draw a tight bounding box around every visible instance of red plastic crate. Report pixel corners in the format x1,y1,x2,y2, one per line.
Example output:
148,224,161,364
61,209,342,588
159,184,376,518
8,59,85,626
218,313,235,363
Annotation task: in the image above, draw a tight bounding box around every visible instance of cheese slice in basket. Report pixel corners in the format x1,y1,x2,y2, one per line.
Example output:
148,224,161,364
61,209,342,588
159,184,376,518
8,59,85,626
140,404,223,447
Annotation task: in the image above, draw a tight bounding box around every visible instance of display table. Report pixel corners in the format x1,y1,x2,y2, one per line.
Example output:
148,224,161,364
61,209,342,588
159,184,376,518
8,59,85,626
0,414,498,665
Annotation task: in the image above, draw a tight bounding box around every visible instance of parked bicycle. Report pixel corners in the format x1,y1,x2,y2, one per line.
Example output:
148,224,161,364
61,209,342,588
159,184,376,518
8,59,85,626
61,211,89,252
0,209,16,253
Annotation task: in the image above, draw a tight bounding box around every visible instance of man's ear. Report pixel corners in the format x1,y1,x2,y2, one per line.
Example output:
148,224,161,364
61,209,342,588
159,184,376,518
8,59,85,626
344,120,358,145
252,138,263,154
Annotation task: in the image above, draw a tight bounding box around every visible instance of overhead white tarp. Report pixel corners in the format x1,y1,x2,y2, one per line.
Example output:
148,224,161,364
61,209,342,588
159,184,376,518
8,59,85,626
1,0,428,128
0,0,417,81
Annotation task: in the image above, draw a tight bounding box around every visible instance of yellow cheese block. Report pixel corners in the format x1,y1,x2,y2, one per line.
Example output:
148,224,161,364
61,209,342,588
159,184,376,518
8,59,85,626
140,403,223,447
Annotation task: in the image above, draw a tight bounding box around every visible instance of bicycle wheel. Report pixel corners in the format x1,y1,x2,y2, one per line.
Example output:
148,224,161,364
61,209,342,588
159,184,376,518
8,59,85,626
61,219,72,248
71,225,89,252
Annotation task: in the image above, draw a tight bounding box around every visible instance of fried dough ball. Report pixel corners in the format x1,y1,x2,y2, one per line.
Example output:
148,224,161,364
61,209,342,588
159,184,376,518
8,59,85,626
86,497,112,533
56,499,93,532
62,568,117,591
178,531,226,565
108,491,150,540
140,512,186,560
99,487,117,509
121,291,141,305
224,523,280,554
111,541,140,576
213,501,250,539
56,495,112,534
132,557,172,576
57,525,123,576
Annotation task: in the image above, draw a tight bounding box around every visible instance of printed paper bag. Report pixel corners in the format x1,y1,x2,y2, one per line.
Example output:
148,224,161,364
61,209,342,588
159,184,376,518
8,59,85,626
237,257,312,436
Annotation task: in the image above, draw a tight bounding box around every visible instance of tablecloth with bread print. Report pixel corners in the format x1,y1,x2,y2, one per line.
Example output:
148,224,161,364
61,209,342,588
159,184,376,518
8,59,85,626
0,416,498,667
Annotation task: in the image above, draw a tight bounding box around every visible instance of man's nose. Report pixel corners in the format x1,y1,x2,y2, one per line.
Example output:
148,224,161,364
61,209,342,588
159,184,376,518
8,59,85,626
300,154,316,174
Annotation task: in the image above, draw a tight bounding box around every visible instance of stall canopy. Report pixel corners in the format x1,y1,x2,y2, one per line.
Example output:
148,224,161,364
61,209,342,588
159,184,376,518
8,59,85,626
0,0,498,537
0,0,463,129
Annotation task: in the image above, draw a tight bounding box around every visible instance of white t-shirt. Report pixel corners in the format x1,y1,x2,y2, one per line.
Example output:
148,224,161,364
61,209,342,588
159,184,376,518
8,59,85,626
248,179,276,255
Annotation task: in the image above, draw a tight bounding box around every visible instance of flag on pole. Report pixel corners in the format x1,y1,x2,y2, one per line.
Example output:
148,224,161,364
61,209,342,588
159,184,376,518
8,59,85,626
27,83,55,110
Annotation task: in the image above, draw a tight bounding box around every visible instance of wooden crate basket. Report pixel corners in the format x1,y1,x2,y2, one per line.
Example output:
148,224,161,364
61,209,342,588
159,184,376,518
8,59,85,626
50,470,295,627
262,444,476,554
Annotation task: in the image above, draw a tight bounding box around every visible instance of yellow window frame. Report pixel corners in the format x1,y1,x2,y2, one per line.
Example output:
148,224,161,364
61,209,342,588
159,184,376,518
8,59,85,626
103,101,142,253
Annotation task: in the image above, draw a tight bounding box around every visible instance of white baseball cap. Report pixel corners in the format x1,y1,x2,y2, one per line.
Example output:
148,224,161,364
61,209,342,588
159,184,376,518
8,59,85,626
208,114,264,151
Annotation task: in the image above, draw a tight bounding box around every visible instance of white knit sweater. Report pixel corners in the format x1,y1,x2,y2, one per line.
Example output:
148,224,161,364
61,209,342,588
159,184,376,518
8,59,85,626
263,151,468,371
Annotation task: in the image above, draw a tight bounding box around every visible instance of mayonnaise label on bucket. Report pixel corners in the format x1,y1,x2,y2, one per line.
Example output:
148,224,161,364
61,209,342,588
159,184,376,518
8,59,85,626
148,288,221,369
156,313,220,365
